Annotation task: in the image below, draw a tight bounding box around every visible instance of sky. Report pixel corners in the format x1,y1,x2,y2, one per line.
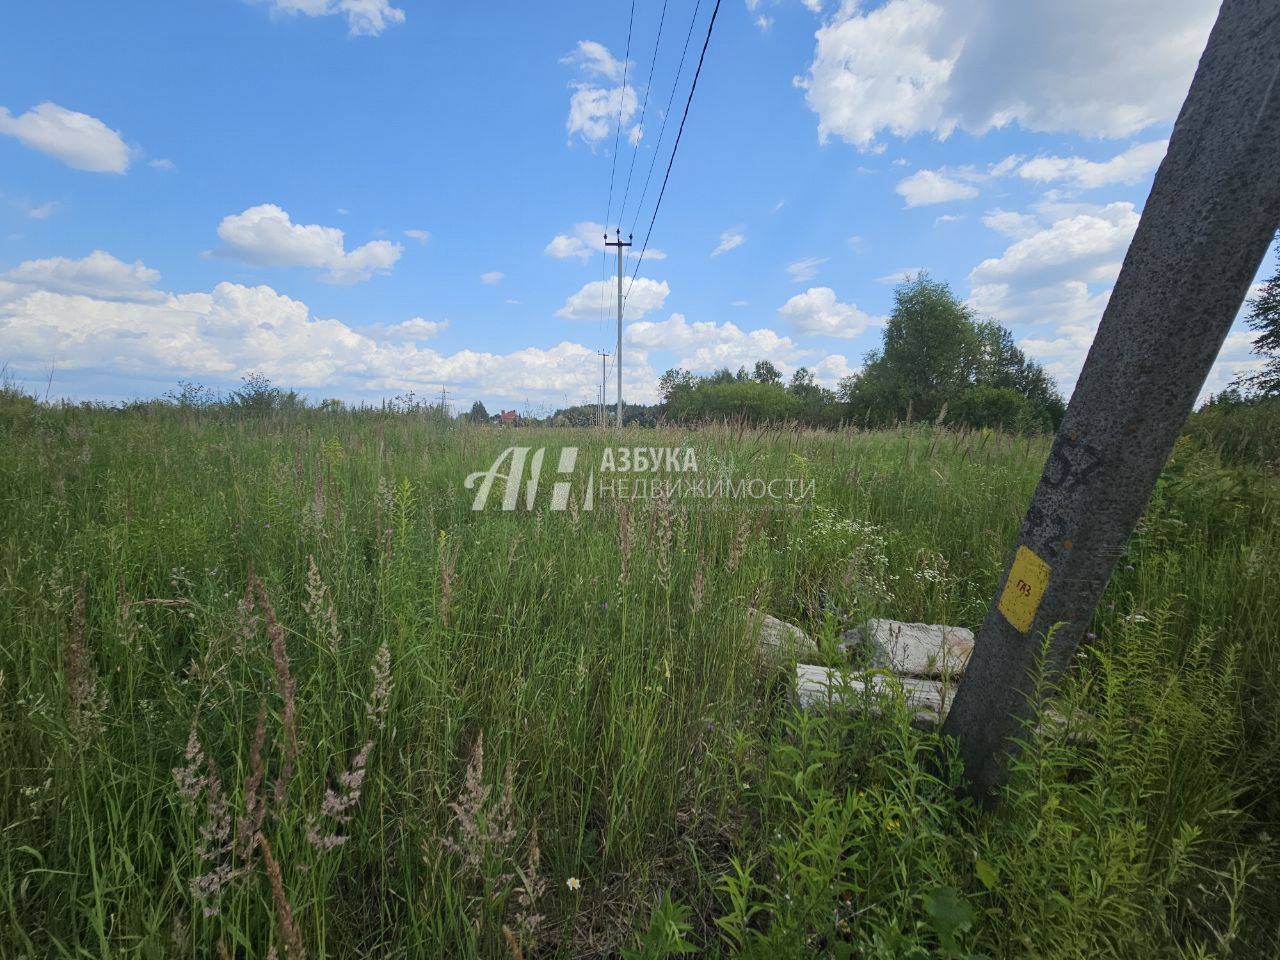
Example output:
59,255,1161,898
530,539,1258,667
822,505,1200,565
0,0,1272,413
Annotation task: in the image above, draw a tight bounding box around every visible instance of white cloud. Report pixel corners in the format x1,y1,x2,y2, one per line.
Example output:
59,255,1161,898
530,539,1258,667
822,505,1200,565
786,257,828,282
895,168,978,207
366,317,449,342
257,0,405,36
562,40,625,82
216,204,402,284
713,228,746,256
0,265,640,406
0,102,131,173
970,201,1139,290
813,353,856,387
557,277,670,321
627,313,808,373
1017,140,1169,190
797,0,1216,150
480,271,504,285
966,201,1143,390
544,222,664,260
403,228,430,244
149,158,175,172
563,41,638,144
29,202,59,220
3,250,162,302
778,287,882,338
983,209,1041,240
545,222,606,260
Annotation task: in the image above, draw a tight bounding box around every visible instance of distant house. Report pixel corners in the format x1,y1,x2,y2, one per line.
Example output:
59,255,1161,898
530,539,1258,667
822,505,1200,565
492,409,518,426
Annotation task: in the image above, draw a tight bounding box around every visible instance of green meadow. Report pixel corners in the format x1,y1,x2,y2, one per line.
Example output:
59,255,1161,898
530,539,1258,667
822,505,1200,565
1,395,1277,958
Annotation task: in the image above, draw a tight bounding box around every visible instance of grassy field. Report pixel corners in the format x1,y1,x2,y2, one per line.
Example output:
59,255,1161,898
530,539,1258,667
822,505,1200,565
1,395,1277,958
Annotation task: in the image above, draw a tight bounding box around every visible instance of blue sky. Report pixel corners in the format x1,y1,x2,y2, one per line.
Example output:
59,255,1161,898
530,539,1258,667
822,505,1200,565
0,0,1269,412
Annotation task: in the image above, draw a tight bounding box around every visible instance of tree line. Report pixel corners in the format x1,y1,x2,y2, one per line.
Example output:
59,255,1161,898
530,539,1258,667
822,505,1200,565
656,274,1067,432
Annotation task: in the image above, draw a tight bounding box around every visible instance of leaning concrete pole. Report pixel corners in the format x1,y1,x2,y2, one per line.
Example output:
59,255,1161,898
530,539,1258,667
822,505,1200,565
942,0,1280,801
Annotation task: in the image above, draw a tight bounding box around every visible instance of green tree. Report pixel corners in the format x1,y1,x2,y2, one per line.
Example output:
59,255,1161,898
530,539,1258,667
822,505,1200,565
1232,248,1280,397
843,273,980,423
841,273,1064,430
467,400,490,423
753,360,783,386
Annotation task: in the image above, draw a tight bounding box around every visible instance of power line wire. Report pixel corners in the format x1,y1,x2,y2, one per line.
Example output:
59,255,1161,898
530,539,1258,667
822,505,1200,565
617,0,670,228
601,0,637,360
604,0,636,232
626,0,722,306
629,0,703,242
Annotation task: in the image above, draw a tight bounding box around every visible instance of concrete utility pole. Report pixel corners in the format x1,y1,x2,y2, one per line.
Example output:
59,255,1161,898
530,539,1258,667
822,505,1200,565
605,230,632,427
942,0,1280,802
597,350,610,428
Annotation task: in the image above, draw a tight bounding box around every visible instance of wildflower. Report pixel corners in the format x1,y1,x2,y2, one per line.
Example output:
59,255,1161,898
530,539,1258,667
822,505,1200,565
257,832,306,960
367,641,393,731
884,817,900,832
444,732,516,878
63,583,108,747
253,575,298,807
566,877,581,892
307,740,373,853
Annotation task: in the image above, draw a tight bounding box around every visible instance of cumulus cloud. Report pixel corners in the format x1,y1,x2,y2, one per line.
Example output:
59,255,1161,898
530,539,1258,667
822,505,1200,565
895,168,978,207
557,277,669,321
970,201,1139,291
545,222,608,260
480,271,504,285
0,102,131,173
0,259,642,406
544,221,664,260
797,0,1216,150
1016,139,1169,190
778,287,882,338
257,0,405,36
3,250,162,302
982,209,1041,240
403,228,431,244
627,313,808,372
366,317,449,342
216,204,402,284
966,201,1142,390
712,228,746,256
563,41,638,145
786,257,828,283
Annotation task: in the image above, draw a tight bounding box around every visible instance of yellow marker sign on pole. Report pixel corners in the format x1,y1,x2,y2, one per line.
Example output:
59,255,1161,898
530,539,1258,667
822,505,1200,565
997,545,1051,633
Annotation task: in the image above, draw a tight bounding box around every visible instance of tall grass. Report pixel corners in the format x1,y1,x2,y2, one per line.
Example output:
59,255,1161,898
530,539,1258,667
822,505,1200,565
0,400,1275,957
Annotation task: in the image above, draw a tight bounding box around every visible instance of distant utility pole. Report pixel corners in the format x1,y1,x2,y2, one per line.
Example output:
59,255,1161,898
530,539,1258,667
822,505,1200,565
597,350,610,428
605,229,632,427
438,385,449,416
942,0,1280,802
